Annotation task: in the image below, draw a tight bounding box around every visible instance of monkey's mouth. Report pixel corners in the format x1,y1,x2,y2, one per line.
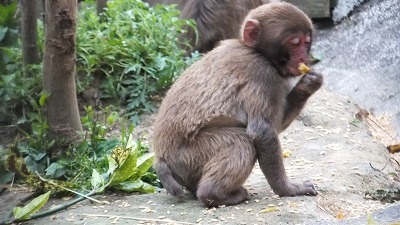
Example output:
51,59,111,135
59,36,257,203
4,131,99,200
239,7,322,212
288,66,304,76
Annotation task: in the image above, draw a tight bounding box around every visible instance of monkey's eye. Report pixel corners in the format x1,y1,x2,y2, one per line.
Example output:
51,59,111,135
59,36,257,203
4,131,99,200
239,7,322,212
290,37,300,45
305,35,311,43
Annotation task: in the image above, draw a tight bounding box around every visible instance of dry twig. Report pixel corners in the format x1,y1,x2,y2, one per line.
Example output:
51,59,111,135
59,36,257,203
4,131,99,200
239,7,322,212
81,213,195,224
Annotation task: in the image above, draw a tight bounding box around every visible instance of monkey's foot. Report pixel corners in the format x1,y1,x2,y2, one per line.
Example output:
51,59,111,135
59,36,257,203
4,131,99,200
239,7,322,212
197,187,249,208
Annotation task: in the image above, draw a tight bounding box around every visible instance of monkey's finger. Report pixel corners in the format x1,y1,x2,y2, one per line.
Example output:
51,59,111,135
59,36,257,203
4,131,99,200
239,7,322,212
302,73,323,85
296,75,323,94
301,75,320,85
307,71,324,79
303,180,318,196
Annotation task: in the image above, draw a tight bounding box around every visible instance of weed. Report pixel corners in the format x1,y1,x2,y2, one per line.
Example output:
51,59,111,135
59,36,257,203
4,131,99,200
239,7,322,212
3,103,158,193
76,0,200,122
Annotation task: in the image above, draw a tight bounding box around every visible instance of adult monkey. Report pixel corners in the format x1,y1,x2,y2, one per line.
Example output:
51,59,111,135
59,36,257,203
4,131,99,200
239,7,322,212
180,0,263,52
146,0,279,53
146,0,185,9
153,2,322,207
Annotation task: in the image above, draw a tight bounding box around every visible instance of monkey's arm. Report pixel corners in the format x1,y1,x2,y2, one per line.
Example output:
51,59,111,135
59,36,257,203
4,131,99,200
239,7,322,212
281,72,323,130
247,119,317,196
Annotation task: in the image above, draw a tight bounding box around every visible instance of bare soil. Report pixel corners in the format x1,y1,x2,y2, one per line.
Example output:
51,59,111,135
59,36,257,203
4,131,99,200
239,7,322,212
1,88,399,225
2,1,400,222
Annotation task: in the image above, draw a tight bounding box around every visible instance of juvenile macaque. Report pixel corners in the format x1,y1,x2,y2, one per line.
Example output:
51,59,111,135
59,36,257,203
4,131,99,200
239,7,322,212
153,2,323,207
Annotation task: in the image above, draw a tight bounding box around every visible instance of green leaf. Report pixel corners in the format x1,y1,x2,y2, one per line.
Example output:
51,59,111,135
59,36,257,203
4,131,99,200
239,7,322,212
0,168,14,192
0,26,8,42
45,162,66,178
106,111,118,125
38,92,49,106
13,191,51,220
109,153,138,185
126,134,137,150
136,152,154,177
91,169,104,190
23,155,45,175
30,151,46,161
107,155,118,175
113,179,155,193
367,213,378,225
140,181,156,193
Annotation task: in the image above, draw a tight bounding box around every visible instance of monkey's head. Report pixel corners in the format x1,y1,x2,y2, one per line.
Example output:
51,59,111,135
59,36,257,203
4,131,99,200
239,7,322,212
240,2,313,77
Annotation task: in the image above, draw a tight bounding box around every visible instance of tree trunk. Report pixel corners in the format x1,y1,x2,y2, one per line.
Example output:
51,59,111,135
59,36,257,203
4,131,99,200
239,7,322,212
43,0,82,144
21,0,40,74
96,0,107,15
41,0,46,21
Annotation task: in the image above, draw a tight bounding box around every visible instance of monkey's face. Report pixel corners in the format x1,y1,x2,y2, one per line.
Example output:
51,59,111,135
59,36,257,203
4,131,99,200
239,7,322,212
240,2,314,77
282,32,312,77
259,31,312,77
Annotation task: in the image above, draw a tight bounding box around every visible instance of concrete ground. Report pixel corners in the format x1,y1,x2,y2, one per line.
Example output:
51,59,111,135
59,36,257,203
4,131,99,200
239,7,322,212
314,0,400,136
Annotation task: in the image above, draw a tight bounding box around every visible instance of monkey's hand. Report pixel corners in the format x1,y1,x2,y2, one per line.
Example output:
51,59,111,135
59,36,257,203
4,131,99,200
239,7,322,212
291,72,323,103
282,72,323,130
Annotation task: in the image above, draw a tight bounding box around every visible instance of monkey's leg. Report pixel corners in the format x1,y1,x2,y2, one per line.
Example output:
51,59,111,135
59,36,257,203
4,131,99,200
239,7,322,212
254,124,317,197
194,128,257,207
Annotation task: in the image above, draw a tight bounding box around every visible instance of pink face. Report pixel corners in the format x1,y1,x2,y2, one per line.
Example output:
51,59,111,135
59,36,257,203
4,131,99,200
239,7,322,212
285,33,311,76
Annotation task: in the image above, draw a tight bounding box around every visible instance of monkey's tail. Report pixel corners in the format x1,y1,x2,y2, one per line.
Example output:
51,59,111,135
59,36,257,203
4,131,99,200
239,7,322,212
156,159,184,197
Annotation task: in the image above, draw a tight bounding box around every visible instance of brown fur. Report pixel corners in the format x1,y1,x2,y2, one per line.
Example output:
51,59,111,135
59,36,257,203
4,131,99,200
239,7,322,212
146,0,185,9
153,2,322,207
181,0,263,52
147,0,281,52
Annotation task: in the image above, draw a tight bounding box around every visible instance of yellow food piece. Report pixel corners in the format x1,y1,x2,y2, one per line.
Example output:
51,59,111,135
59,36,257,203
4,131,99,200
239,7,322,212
259,206,279,213
387,144,400,154
298,63,311,75
282,150,292,158
336,210,344,220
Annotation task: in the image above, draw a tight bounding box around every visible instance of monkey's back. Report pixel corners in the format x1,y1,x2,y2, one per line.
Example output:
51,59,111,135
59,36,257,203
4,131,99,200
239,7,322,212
153,39,288,153
181,0,263,52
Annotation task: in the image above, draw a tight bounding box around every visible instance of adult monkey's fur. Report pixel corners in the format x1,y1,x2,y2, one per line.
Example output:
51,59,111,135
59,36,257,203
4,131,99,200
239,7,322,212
146,0,280,53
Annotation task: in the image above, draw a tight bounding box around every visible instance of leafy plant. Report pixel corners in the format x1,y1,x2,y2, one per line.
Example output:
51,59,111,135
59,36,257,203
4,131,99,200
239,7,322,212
1,0,200,127
76,0,200,122
13,92,53,176
0,17,44,126
3,100,158,193
36,105,158,193
0,145,14,192
2,116,156,223
0,2,19,74
0,59,43,125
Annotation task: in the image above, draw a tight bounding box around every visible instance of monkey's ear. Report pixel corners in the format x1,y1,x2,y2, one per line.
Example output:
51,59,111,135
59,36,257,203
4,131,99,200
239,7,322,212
242,19,260,48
